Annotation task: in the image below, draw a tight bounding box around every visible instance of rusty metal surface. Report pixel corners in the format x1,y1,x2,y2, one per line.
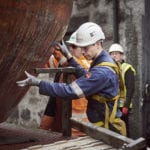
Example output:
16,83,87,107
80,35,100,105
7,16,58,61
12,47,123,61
0,0,73,122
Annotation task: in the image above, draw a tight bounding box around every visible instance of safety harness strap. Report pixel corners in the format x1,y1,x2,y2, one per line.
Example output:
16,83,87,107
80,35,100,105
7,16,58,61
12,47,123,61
92,95,119,102
92,95,126,136
91,62,126,136
97,62,125,99
94,121,104,127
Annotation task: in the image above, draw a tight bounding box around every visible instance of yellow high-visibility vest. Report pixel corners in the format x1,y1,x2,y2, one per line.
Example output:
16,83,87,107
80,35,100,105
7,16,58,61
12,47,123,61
119,62,136,108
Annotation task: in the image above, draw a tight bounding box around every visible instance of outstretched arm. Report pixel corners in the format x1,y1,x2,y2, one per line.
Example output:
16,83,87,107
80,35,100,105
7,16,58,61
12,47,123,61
16,71,41,87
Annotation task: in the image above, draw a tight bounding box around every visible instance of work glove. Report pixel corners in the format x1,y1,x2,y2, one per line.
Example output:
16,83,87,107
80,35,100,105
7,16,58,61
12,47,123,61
16,71,41,87
122,107,129,116
53,50,67,66
57,40,72,59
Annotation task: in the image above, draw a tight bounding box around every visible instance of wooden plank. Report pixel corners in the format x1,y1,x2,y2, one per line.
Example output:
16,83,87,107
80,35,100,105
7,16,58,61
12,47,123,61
26,136,113,150
34,67,75,74
71,117,145,149
122,137,146,150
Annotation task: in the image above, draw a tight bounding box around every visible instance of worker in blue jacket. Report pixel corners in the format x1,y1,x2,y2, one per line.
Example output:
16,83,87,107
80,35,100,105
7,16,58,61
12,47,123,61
16,22,126,136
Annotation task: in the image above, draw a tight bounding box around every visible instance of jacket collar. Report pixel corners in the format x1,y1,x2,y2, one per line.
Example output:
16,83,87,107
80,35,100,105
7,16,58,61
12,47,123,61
90,50,114,68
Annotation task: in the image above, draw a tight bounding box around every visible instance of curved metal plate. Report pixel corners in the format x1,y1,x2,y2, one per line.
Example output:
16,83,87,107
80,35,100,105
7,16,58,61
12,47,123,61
0,0,73,122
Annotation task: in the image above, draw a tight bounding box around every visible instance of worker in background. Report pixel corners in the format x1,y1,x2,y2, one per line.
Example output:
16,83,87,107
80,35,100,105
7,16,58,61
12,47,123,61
40,46,67,131
16,22,126,136
65,32,90,120
109,43,136,137
40,32,90,135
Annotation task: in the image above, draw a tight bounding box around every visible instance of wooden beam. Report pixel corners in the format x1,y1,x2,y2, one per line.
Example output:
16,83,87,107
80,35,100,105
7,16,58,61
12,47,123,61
34,67,75,136
34,67,75,74
71,118,146,149
123,137,146,150
62,73,72,136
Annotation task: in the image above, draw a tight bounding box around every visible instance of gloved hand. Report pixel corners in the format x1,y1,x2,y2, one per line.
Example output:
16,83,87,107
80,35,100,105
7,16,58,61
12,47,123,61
57,40,72,59
53,50,67,66
16,71,41,87
122,107,129,116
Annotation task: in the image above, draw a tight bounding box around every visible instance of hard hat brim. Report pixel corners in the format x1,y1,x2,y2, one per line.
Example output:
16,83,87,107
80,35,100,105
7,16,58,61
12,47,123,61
73,40,99,47
66,40,76,45
73,37,105,47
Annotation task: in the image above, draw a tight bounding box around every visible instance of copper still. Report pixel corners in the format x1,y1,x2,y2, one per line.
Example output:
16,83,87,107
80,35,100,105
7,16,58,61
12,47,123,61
0,0,73,122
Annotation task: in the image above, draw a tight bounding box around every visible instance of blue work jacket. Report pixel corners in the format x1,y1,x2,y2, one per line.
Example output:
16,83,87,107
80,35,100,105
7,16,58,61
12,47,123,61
39,50,120,123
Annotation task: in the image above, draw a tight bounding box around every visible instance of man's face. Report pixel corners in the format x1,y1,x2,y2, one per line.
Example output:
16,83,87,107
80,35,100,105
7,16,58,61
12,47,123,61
81,44,98,60
69,45,82,58
109,51,123,63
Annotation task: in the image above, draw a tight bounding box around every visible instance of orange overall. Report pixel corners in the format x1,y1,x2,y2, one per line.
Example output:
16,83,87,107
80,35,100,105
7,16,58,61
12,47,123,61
40,50,90,136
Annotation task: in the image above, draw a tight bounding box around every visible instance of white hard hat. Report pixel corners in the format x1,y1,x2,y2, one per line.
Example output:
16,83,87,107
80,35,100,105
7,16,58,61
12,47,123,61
75,22,105,47
66,31,76,45
108,43,124,53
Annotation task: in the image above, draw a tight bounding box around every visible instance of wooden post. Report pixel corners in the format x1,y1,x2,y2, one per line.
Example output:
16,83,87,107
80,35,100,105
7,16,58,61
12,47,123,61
62,73,72,137
35,67,75,137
